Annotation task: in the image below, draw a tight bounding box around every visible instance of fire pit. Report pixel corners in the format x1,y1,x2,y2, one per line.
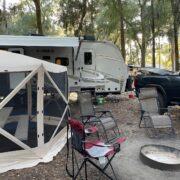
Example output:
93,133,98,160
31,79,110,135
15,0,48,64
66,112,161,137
140,144,180,170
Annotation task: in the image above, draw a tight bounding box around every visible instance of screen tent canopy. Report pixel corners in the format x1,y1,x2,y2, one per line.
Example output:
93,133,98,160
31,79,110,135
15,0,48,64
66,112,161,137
0,50,68,173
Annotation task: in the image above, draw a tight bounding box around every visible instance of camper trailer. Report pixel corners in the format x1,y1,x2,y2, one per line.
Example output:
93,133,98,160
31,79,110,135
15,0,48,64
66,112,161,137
0,35,128,94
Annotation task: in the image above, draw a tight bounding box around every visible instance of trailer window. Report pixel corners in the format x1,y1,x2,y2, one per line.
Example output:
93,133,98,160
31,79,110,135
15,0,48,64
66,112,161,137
84,52,92,65
43,56,51,61
8,48,24,54
55,57,69,66
11,50,21,54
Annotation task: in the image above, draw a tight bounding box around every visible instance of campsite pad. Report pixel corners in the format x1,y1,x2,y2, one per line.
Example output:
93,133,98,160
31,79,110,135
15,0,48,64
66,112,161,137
140,144,180,170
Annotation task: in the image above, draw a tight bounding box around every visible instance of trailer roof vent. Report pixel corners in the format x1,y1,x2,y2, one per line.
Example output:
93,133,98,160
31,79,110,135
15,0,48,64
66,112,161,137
28,33,44,36
83,35,95,41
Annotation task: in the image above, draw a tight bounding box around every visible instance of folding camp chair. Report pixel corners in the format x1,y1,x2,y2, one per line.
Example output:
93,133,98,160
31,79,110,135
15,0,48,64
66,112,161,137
67,117,126,180
138,87,175,138
78,91,121,142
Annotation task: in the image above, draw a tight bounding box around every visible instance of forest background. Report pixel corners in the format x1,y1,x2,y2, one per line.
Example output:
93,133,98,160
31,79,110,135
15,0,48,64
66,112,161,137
0,0,179,71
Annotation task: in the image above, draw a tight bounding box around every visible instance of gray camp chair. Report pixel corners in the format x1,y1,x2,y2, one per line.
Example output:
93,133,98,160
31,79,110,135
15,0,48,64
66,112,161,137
78,91,121,142
139,87,175,138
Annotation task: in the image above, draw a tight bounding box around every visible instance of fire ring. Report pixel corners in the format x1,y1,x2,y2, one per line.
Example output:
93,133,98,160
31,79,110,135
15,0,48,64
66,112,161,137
140,144,180,170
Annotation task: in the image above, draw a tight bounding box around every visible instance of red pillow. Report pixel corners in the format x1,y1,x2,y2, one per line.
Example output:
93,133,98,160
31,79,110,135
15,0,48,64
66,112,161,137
68,117,84,134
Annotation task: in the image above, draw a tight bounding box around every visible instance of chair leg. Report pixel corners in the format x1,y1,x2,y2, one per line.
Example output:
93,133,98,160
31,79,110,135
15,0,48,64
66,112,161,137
87,154,116,180
99,156,118,180
85,159,88,180
74,159,87,179
87,159,113,180
139,118,143,128
74,152,83,180
107,156,118,180
72,147,75,179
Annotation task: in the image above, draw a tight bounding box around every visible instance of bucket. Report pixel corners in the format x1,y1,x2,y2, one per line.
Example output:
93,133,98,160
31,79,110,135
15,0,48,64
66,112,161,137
96,96,105,105
129,91,135,99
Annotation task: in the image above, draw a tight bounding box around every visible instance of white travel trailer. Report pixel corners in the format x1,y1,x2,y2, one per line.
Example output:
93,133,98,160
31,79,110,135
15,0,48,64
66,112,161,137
0,35,128,94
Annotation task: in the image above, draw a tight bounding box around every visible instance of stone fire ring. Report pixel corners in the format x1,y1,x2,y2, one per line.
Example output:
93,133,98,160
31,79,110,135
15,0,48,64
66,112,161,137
140,144,180,170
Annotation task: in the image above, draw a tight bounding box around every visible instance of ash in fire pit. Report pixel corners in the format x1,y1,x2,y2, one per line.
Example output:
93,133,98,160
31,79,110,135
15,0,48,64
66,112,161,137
140,144,180,170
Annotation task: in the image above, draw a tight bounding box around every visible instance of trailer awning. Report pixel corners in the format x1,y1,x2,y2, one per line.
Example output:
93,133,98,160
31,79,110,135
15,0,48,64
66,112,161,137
0,35,79,47
0,50,67,73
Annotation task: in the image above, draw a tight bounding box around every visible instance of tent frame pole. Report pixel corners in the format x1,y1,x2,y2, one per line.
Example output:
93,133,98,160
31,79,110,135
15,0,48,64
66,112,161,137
36,65,44,146
27,77,32,120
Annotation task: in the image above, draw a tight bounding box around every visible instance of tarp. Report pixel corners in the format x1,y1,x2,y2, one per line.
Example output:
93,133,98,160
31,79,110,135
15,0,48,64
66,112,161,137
0,50,67,73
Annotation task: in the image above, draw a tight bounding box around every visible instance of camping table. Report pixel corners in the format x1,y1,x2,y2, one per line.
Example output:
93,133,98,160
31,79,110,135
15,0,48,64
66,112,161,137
0,107,13,128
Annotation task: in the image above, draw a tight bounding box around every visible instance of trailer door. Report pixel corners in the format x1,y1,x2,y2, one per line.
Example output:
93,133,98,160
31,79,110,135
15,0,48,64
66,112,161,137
79,48,96,81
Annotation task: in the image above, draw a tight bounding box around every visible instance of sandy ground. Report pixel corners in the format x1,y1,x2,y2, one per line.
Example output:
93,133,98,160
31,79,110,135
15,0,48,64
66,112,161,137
0,93,180,180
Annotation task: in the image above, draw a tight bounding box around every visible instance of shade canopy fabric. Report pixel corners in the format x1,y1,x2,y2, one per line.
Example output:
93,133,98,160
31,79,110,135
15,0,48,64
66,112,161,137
0,50,67,73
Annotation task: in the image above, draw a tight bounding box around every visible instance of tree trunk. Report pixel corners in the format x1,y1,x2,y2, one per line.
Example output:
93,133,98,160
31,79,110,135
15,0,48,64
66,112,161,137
173,23,179,71
171,0,179,71
141,34,146,67
74,0,87,36
151,0,156,67
2,0,7,33
138,0,148,67
140,1,147,67
170,39,175,71
33,0,43,35
118,0,126,62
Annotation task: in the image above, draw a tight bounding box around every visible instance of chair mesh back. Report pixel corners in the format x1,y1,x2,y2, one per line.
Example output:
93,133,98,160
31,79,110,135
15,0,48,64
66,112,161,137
139,87,158,99
140,98,159,114
139,88,159,114
71,130,84,153
69,118,84,153
78,91,95,116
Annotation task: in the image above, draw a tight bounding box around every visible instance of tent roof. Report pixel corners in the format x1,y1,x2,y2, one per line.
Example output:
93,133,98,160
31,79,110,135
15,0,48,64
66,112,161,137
0,50,67,73
0,35,79,47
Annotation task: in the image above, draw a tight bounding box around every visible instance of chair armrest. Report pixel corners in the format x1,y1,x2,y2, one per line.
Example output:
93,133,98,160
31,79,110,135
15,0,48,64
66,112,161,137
85,126,98,134
94,106,104,111
95,110,112,113
95,110,113,118
84,137,126,147
84,137,126,154
80,115,99,124
80,115,96,118
113,143,121,152
83,140,112,147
